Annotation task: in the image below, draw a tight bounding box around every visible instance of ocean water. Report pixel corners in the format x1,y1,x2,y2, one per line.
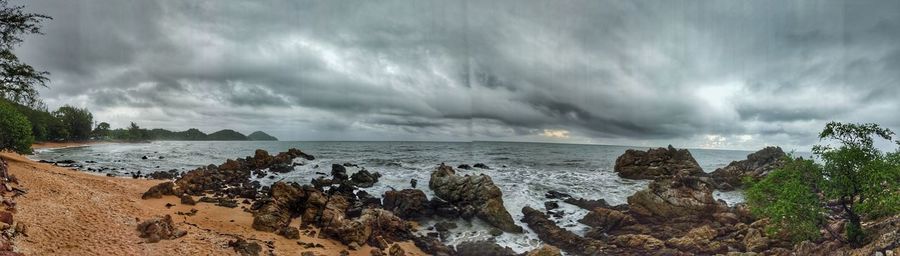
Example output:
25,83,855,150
32,141,765,253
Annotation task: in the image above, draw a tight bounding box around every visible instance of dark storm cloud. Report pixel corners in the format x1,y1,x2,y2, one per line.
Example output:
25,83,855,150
12,0,900,149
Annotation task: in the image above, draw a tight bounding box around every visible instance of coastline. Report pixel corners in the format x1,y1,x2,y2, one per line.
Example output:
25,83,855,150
1,142,424,255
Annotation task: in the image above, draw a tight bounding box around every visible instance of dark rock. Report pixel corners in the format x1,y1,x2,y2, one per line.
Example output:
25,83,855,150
175,148,313,198
709,147,786,190
388,244,405,256
147,169,179,180
614,145,703,179
216,198,238,208
350,169,381,188
473,163,490,169
544,201,559,210
430,198,460,219
521,206,606,255
136,215,187,243
433,221,457,232
455,240,516,256
228,238,262,256
544,190,572,200
383,189,432,219
457,164,472,170
429,164,522,233
324,209,413,249
412,235,456,256
142,156,149,160
141,182,176,199
276,226,301,239
410,178,418,188
562,197,610,211
578,208,636,233
331,164,348,181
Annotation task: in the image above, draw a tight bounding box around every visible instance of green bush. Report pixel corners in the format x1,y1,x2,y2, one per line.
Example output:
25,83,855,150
746,156,824,243
0,100,34,153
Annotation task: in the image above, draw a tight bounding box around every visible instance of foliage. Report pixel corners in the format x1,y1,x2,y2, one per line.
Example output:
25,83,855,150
53,105,93,140
746,156,824,243
247,131,278,141
811,122,900,246
92,122,110,139
0,99,32,153
0,0,51,108
206,129,248,141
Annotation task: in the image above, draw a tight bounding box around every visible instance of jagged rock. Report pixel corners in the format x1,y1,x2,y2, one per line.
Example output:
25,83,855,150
388,244,405,256
252,182,316,232
525,245,562,256
563,197,610,211
411,235,456,256
665,225,726,253
276,226,300,239
136,215,187,243
429,164,522,233
578,207,636,233
331,164,348,181
350,169,381,188
430,198,460,219
141,182,176,199
175,148,313,198
228,238,262,256
455,240,516,256
709,147,785,190
521,206,606,255
382,189,431,219
614,145,703,179
743,228,769,252
473,163,491,169
611,234,665,251
433,221,457,232
326,209,412,248
627,174,726,221
544,201,559,210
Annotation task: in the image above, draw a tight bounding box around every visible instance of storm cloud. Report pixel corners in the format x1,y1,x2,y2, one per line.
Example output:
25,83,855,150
14,0,900,150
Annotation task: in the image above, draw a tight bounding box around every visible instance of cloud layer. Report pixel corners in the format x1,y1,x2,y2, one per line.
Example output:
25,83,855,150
15,0,900,150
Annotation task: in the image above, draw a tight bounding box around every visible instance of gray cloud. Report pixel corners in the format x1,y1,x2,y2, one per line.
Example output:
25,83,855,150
12,0,900,150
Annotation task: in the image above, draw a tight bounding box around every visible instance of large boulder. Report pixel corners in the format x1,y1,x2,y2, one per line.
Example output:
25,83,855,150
429,164,522,233
615,145,703,179
136,215,186,243
142,182,177,199
382,189,432,219
665,225,726,253
521,206,606,255
326,209,413,249
627,174,726,221
709,146,786,190
350,169,381,188
455,240,517,256
251,182,318,232
578,207,636,233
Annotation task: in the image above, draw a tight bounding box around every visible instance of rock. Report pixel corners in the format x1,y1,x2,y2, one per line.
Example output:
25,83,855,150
382,189,432,219
433,221,457,232
0,211,11,225
521,206,605,255
324,209,412,248
276,226,300,239
709,147,785,190
136,215,187,243
228,238,262,256
141,182,176,199
473,163,490,169
665,225,725,253
562,197,610,211
429,164,522,233
331,164,348,181
457,164,472,170
180,195,196,205
411,235,456,256
147,169,179,180
350,169,381,188
611,234,665,250
252,182,314,232
626,174,725,220
388,244,405,256
455,240,517,256
743,228,769,252
175,148,312,198
371,248,385,256
544,190,572,199
614,145,703,179
410,178,417,188
578,207,636,233
544,201,559,210
525,245,562,256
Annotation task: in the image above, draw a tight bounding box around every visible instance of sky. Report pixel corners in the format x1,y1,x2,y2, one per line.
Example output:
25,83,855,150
13,0,900,151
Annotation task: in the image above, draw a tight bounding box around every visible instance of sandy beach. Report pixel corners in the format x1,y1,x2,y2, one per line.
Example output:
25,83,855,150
1,143,424,256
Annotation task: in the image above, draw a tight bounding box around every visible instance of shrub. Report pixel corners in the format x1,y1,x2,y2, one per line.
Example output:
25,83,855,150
0,100,33,153
746,156,824,243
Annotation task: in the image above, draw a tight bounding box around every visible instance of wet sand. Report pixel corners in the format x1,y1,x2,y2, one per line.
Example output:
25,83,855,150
2,142,425,255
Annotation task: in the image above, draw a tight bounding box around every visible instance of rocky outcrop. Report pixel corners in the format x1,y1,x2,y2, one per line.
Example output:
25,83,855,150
525,245,562,256
136,215,186,243
251,181,319,232
610,234,665,251
429,164,522,233
382,189,431,219
665,225,726,254
228,238,262,256
142,182,176,199
626,174,726,221
173,148,313,198
325,209,413,250
578,207,636,233
709,146,786,190
614,145,703,179
521,206,606,255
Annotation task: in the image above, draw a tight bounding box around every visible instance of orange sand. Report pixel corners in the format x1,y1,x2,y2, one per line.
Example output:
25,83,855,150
1,142,426,256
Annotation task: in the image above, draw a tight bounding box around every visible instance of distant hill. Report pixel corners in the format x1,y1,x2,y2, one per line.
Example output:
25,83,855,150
247,131,278,141
206,129,249,141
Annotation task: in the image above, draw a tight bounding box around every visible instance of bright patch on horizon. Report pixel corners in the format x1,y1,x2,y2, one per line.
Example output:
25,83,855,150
540,129,570,139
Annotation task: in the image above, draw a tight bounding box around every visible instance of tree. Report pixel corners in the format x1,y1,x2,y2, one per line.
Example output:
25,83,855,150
53,105,93,141
92,122,110,139
812,122,900,246
0,0,51,108
0,99,33,153
126,122,147,141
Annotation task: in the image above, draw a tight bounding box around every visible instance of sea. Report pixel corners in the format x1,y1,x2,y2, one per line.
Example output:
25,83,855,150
31,141,779,253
